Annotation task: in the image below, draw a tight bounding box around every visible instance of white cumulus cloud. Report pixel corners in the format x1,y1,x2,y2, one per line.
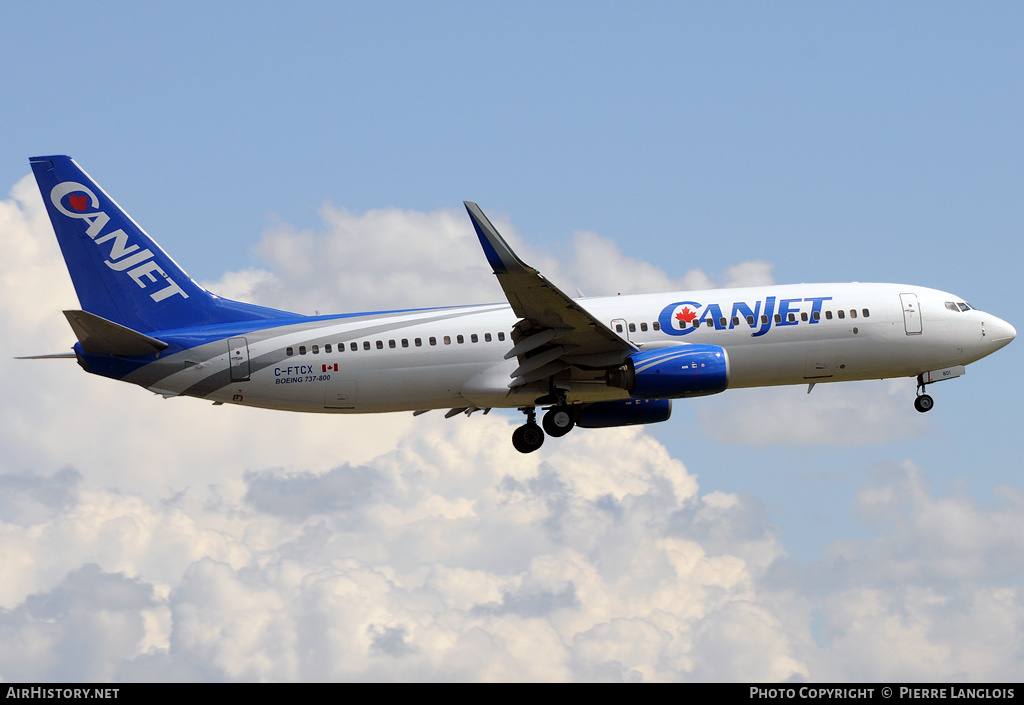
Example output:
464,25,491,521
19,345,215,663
201,203,775,314
1,176,1022,682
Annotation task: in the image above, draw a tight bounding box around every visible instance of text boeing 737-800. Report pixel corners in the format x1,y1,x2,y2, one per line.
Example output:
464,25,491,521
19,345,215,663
22,156,1016,453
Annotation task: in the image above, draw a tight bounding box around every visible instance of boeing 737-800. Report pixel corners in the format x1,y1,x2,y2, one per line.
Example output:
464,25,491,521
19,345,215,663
23,156,1016,453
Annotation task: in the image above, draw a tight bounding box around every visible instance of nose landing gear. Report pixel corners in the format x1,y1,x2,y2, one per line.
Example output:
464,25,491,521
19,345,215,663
912,366,966,413
915,373,934,413
914,393,934,413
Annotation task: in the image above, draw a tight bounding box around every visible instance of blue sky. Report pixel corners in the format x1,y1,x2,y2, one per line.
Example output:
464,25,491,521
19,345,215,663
5,2,1021,284
1,1,1022,681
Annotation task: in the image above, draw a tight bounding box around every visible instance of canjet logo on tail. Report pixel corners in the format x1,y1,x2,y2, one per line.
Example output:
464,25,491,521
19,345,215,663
49,181,189,303
659,296,833,337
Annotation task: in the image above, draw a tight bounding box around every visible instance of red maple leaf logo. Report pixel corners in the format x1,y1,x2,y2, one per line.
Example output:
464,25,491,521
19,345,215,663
675,307,697,324
68,194,89,211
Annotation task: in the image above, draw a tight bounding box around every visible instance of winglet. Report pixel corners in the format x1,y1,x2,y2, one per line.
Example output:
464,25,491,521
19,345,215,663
464,201,531,275
462,201,635,376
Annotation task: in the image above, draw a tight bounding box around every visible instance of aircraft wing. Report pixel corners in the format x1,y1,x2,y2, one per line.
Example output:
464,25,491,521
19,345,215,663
464,202,635,389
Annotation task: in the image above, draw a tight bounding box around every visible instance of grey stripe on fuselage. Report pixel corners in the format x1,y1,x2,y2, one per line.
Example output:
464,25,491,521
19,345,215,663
124,304,510,397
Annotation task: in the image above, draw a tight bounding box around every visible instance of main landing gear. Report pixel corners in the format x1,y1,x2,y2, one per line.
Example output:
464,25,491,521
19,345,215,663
512,408,544,453
512,405,576,453
914,373,934,413
542,407,575,437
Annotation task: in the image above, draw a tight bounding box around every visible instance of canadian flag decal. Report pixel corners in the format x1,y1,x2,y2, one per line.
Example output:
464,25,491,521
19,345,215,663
323,364,338,373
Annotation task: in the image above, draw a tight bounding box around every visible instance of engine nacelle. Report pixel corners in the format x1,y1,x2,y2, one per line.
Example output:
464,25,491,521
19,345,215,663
607,344,729,399
575,399,672,428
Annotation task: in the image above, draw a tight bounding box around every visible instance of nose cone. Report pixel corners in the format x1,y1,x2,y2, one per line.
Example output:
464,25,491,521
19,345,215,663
988,315,1016,351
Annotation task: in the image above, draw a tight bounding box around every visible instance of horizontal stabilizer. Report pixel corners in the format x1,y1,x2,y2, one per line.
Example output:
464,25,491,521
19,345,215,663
63,310,168,356
14,352,77,360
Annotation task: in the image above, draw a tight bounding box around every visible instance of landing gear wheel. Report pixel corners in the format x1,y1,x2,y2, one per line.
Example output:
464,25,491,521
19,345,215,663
512,423,545,453
542,408,575,438
914,394,934,413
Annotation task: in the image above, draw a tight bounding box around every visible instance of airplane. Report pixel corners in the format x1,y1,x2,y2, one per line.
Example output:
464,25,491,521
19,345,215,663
23,155,1016,453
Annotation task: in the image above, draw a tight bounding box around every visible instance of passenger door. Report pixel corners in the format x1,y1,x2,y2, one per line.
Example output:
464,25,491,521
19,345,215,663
900,294,922,335
228,337,251,381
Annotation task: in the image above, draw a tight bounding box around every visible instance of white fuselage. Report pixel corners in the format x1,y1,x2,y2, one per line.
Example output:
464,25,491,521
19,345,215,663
127,282,1015,414
31,155,1015,446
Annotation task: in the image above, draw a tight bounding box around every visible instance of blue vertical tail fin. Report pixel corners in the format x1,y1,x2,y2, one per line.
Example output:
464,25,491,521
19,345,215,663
30,155,294,333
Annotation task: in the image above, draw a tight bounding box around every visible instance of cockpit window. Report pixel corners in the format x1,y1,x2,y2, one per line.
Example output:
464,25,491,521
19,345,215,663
944,301,974,313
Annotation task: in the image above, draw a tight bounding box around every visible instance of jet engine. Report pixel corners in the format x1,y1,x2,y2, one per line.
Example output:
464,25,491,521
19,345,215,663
607,344,729,399
575,399,672,428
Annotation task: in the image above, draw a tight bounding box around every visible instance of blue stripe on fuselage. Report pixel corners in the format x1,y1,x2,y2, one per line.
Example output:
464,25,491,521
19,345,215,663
75,303,503,381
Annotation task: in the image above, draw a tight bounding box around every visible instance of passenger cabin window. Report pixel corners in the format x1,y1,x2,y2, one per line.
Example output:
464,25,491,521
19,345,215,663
732,317,740,326
746,315,755,325
615,323,623,332
774,314,782,324
415,338,422,347
640,322,648,332
363,341,370,350
628,323,636,333
389,339,396,348
402,339,409,348
498,332,506,341
429,337,437,346
850,310,857,319
862,309,870,318
376,340,383,349
351,342,358,351
457,335,464,344
286,347,294,356
838,310,845,319
325,344,332,353
312,345,319,354
787,313,796,322
299,346,307,355
813,311,820,321
801,313,808,322
706,319,714,327
471,334,478,343
484,333,492,342
653,322,660,331
825,311,833,320
444,336,451,345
